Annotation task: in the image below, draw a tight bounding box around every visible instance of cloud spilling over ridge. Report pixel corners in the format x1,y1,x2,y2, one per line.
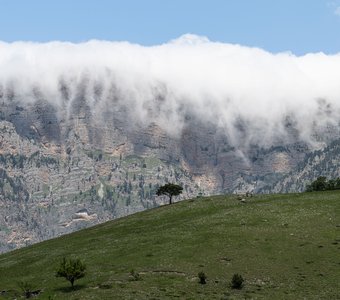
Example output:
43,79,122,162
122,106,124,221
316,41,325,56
0,34,340,148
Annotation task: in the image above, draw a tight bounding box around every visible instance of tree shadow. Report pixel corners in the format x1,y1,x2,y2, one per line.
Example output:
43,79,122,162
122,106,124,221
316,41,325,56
54,284,87,293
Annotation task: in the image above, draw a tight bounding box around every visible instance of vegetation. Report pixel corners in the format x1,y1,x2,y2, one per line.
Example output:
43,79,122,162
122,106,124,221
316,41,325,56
56,257,86,289
129,269,141,281
17,281,39,299
231,273,244,289
0,192,339,299
306,176,340,191
198,271,207,284
156,183,183,204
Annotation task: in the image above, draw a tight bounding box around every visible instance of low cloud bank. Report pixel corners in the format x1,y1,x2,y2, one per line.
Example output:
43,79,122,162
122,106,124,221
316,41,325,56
1,34,340,148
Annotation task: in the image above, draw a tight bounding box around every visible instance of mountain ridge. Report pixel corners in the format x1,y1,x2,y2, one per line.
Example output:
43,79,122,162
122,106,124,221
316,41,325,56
0,95,338,252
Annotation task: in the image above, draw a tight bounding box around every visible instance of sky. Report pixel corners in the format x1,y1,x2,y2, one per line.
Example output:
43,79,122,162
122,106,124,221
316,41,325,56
0,0,340,55
1,0,340,149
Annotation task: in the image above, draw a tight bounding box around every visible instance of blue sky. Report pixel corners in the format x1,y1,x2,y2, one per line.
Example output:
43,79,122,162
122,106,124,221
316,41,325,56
0,0,340,55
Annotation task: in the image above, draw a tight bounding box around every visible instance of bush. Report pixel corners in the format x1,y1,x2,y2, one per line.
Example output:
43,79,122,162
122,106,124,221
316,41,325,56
18,281,33,299
130,269,141,281
198,272,207,284
17,281,40,299
231,273,244,289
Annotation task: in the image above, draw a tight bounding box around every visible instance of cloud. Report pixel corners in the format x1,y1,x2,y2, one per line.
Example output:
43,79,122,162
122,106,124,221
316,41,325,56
334,6,340,15
329,1,340,16
0,35,340,149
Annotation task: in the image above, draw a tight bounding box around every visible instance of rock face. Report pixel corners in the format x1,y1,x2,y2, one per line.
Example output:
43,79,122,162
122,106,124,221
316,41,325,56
266,139,340,193
0,85,338,253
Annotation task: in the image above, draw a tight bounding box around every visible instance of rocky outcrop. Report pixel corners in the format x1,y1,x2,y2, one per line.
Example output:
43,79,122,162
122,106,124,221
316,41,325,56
265,139,340,193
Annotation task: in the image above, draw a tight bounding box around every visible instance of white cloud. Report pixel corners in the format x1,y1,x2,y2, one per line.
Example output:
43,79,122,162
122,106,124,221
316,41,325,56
334,6,340,15
0,35,340,149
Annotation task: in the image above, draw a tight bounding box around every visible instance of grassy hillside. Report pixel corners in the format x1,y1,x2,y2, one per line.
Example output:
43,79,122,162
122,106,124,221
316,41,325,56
0,192,339,299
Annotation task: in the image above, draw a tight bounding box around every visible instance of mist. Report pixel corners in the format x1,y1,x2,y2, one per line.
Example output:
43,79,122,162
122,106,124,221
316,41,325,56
1,34,340,148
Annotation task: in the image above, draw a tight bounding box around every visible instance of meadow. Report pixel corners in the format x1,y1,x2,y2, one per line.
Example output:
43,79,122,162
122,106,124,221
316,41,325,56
0,191,339,299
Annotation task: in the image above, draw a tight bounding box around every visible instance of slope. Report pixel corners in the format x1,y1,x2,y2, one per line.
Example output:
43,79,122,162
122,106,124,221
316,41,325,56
269,139,340,193
0,192,339,299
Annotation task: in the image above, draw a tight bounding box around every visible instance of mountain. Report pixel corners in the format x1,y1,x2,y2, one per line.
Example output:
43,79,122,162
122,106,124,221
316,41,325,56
0,88,339,252
1,39,340,252
267,139,340,193
0,192,339,299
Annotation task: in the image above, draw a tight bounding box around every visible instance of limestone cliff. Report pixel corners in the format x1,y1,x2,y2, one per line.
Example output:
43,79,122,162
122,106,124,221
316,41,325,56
0,89,338,253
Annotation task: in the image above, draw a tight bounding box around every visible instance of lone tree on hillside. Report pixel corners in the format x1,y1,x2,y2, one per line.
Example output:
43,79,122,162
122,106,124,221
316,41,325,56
156,183,183,204
56,257,86,289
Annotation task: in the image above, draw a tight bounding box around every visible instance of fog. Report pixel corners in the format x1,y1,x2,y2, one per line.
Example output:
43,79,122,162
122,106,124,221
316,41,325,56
1,34,340,148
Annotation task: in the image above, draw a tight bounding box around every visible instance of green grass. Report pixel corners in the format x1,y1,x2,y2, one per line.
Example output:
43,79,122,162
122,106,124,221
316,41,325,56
0,192,339,299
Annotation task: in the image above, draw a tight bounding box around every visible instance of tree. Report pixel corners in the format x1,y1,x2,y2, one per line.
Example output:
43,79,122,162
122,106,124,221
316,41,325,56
198,272,207,284
311,176,327,191
231,273,244,289
56,257,86,289
156,183,183,204
306,176,329,192
327,179,336,190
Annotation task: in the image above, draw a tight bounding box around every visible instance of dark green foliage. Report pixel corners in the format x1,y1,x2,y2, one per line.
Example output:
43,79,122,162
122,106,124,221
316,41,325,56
130,269,141,281
198,272,207,284
17,281,37,299
231,273,244,289
156,183,183,204
306,176,340,192
56,257,86,288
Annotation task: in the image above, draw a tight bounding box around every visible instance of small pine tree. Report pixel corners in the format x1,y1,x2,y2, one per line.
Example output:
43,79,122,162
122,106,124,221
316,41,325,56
198,272,207,284
231,273,244,289
56,257,86,289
